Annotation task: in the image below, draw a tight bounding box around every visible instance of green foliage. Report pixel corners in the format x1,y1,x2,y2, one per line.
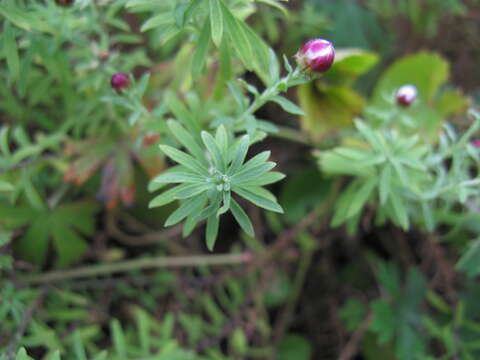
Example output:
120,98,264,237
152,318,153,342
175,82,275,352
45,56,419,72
2,0,480,359
298,49,379,140
0,201,99,266
149,123,284,250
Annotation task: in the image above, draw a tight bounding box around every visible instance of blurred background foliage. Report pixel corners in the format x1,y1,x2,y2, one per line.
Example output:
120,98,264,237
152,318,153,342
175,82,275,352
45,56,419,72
1,0,480,359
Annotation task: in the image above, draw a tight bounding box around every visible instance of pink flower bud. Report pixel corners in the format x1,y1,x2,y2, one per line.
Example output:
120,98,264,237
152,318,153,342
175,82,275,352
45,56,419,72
472,139,480,148
111,72,130,92
295,39,335,73
396,85,417,107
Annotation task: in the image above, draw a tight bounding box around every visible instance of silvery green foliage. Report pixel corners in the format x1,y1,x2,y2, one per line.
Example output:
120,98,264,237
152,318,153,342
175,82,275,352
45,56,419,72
149,122,285,250
318,110,480,233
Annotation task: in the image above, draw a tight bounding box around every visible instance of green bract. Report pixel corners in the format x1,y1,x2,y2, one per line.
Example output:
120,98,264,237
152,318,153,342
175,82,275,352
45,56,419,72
149,122,285,250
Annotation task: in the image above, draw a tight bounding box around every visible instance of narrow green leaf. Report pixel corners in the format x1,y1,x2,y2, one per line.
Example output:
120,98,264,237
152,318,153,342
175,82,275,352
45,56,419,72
166,92,201,134
230,198,254,236
221,2,253,69
0,180,14,192
347,178,376,218
196,192,222,221
209,0,223,46
151,166,204,185
379,165,392,205
233,186,283,213
111,319,127,357
192,19,211,78
47,351,61,360
15,348,33,360
140,13,173,32
4,22,20,81
234,150,270,176
228,135,250,174
174,183,211,199
217,190,231,216
389,192,409,230
149,184,190,208
165,194,208,226
201,131,226,172
73,331,87,360
160,145,208,175
167,120,206,164
271,95,305,115
206,213,220,251
241,171,285,186
231,161,276,184
215,125,229,157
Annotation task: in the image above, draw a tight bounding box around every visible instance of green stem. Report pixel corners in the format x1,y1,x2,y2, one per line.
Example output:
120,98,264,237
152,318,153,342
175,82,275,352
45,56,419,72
271,125,312,146
19,252,253,285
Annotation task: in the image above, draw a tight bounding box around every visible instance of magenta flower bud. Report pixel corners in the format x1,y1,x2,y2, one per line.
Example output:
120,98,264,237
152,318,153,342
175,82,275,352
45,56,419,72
111,72,130,92
295,39,335,73
472,139,480,148
55,0,74,7
396,85,417,107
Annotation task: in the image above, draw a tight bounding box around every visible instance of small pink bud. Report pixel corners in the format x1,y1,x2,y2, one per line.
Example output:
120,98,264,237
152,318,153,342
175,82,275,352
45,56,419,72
396,85,417,107
472,139,480,148
295,39,335,73
111,72,130,92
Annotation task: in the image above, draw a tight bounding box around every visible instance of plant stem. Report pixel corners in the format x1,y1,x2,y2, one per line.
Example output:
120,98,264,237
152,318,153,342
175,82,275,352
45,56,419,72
271,125,312,146
19,252,253,285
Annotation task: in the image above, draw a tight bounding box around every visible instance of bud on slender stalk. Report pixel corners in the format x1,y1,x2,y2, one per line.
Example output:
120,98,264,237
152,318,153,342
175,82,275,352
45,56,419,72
295,38,335,74
111,73,130,92
396,85,417,107
55,0,75,7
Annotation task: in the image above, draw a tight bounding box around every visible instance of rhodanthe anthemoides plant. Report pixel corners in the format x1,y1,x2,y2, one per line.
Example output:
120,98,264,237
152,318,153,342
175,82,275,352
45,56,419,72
148,39,336,250
149,122,285,250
